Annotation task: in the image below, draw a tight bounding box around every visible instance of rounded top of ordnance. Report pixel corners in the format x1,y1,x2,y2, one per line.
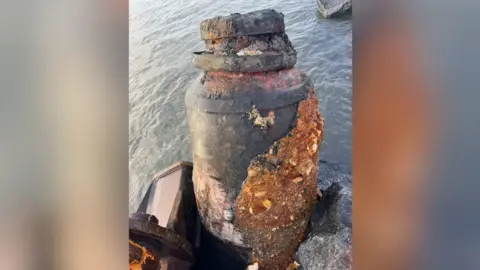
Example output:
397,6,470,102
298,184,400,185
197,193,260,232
200,9,285,40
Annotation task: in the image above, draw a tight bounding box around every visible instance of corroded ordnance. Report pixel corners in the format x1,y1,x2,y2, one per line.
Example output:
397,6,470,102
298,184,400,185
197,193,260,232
186,9,324,269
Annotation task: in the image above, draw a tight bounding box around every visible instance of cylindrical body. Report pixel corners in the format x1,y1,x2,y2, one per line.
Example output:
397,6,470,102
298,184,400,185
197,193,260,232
186,9,324,269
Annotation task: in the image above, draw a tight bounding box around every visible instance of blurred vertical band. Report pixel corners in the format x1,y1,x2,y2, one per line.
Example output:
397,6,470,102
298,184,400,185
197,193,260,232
0,0,129,269
354,1,436,269
355,0,480,269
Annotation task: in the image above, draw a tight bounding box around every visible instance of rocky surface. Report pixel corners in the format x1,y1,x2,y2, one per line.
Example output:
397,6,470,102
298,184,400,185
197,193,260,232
295,160,352,270
317,0,352,18
311,181,352,233
296,228,352,270
317,160,351,191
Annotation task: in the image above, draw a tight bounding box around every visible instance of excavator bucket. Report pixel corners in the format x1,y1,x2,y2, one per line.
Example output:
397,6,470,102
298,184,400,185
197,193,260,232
129,162,199,270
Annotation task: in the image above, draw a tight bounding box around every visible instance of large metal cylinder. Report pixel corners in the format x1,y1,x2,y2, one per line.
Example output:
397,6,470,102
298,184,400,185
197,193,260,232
185,9,324,269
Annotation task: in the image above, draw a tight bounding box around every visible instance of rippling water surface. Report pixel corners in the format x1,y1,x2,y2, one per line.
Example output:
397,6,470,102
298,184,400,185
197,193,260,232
129,0,352,211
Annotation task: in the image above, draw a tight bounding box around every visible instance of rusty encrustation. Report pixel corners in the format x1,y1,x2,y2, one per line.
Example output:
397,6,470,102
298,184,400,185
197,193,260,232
129,239,157,270
129,211,194,270
235,86,324,269
186,9,325,269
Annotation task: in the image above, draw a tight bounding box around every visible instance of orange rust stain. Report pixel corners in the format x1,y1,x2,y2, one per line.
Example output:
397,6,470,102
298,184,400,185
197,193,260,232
129,239,155,270
235,88,324,270
286,261,301,270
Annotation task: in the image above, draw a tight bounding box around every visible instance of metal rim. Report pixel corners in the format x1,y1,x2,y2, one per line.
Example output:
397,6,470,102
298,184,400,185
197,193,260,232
152,161,193,180
185,75,313,113
129,218,194,262
192,51,297,72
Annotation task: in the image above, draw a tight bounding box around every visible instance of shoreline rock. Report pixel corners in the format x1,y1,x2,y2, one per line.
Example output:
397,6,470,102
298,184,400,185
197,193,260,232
317,0,352,18
296,228,352,270
295,160,352,269
318,160,351,190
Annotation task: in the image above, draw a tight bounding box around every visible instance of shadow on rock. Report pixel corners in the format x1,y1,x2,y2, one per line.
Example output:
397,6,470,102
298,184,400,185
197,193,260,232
295,160,352,269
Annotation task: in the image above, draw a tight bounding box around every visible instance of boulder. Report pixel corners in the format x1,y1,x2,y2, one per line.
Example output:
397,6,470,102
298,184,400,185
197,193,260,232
296,228,352,270
295,161,352,269
317,160,351,191
315,160,352,231
311,182,352,233
317,0,352,18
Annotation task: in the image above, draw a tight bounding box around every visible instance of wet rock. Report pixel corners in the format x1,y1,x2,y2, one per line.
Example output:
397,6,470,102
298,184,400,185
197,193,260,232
313,161,352,233
317,0,352,18
311,182,352,233
332,183,352,229
295,162,352,269
296,228,352,270
317,160,351,191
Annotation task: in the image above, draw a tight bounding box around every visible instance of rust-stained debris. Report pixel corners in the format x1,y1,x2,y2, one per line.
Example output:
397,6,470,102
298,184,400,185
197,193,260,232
292,177,303,184
235,88,325,269
286,261,301,270
249,168,259,177
129,239,156,270
262,199,273,209
248,262,260,270
255,191,268,197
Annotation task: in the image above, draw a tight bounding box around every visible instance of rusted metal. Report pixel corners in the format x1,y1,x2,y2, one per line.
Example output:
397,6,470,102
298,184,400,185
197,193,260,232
235,90,324,269
129,162,197,270
129,239,158,270
129,214,194,270
199,9,285,40
186,9,324,269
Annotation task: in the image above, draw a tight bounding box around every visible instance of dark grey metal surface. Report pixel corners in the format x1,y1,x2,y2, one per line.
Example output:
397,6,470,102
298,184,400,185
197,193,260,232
186,91,305,200
199,9,285,40
192,51,296,72
185,75,311,113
